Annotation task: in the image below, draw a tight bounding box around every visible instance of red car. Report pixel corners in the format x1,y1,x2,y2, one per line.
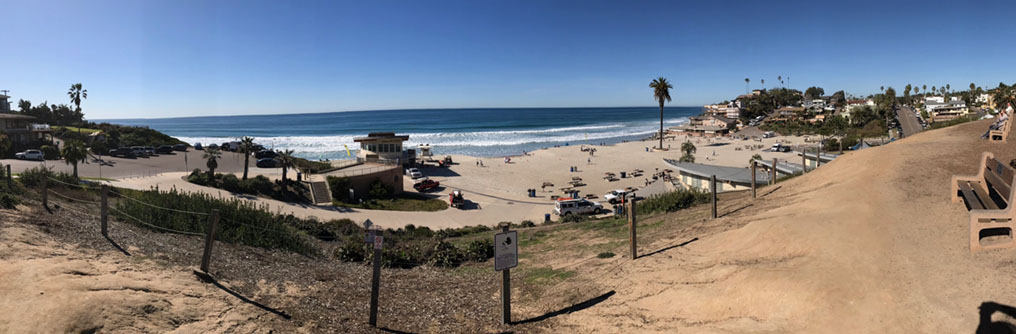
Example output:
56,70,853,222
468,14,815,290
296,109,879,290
413,179,440,191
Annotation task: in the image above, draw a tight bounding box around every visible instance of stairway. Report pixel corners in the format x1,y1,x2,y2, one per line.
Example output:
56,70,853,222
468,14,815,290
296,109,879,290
309,181,332,204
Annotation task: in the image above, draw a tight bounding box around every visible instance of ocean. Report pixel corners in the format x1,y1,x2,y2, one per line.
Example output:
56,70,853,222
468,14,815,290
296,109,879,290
101,107,702,160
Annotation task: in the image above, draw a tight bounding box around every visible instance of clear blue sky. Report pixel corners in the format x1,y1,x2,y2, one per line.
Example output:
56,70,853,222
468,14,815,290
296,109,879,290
3,0,1015,119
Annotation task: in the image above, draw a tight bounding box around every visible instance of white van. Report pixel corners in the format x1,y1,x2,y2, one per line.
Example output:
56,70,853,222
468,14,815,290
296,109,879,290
554,198,603,216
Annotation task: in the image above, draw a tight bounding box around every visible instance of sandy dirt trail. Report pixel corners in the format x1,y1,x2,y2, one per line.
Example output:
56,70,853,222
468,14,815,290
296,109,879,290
541,119,1016,333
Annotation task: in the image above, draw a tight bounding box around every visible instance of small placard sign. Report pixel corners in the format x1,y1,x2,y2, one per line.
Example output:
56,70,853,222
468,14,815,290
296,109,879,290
494,231,518,271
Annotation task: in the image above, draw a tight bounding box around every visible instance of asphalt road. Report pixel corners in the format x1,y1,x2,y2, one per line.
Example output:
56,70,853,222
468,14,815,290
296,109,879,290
896,106,924,138
2,150,248,179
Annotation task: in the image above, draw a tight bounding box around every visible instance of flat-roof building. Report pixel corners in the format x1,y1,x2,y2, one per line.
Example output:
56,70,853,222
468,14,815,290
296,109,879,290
664,159,770,193
353,132,411,163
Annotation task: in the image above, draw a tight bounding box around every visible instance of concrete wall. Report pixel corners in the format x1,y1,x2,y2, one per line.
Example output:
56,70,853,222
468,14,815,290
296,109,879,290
330,166,403,202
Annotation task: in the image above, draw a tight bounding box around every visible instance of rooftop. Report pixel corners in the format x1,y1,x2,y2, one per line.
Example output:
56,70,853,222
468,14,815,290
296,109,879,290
0,113,36,120
353,132,410,142
664,159,770,185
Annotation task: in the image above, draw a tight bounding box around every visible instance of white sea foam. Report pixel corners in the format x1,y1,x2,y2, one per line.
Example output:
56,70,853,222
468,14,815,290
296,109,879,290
177,117,689,157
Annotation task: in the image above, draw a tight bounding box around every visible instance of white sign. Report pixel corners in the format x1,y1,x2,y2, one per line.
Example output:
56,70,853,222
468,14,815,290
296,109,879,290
374,236,383,250
494,231,518,271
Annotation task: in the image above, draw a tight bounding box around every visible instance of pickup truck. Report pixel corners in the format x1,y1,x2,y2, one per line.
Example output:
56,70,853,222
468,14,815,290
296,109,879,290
604,189,629,204
413,178,440,192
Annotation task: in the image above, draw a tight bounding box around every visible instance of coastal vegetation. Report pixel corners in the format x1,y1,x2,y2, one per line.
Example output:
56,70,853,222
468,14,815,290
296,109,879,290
187,169,309,203
60,140,88,178
327,176,448,212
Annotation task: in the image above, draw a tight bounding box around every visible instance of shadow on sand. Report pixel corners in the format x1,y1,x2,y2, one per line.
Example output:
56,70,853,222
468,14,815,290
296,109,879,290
719,203,754,218
512,290,615,325
638,238,698,259
193,271,292,320
104,234,131,256
978,301,1016,334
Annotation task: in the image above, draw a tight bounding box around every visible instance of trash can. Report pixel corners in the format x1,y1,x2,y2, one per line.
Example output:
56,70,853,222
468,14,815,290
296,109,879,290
572,191,579,199
620,171,627,178
545,213,551,222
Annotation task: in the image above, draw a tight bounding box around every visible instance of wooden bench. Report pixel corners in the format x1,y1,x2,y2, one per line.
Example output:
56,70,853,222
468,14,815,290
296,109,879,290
989,117,1011,143
951,152,1016,252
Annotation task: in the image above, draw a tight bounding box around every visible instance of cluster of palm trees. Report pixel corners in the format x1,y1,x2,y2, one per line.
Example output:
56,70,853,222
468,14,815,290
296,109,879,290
203,136,299,184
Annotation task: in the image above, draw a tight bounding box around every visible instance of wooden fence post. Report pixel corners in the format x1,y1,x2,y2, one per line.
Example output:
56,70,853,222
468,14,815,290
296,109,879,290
101,185,109,237
710,175,717,219
628,196,637,260
41,177,48,208
500,224,511,325
200,209,220,273
5,165,10,188
817,145,822,167
751,161,757,199
770,158,777,185
369,233,383,327
802,149,807,173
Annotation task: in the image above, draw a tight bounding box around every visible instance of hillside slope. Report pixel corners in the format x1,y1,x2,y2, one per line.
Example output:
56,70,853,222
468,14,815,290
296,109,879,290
545,119,1016,333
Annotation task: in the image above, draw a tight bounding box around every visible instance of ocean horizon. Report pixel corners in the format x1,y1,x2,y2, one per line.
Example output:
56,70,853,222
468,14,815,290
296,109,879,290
100,107,703,159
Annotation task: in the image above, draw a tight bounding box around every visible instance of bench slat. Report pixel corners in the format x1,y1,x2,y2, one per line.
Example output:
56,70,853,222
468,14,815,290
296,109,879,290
970,181,1001,210
985,167,1012,205
959,181,986,210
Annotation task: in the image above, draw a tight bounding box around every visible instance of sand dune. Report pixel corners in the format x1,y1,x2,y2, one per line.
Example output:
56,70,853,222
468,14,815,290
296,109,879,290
541,119,1016,333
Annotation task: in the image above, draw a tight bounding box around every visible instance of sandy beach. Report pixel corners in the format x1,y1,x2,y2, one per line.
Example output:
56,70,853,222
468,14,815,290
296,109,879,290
5,132,822,229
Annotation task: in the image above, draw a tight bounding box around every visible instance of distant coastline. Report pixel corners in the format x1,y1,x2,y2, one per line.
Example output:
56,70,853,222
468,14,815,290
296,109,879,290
100,106,703,159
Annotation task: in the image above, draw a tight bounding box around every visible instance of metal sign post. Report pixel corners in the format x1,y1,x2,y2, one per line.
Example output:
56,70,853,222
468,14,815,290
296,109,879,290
369,235,383,327
494,224,518,325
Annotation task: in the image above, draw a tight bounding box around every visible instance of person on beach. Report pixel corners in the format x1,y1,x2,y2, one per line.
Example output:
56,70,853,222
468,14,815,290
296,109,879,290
587,157,591,165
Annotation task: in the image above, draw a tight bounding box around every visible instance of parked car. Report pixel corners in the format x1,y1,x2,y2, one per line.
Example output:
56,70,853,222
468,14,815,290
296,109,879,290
221,141,240,151
207,144,219,150
256,158,280,168
405,168,423,179
131,146,147,157
254,150,278,159
157,145,175,154
554,198,603,216
173,144,188,152
144,146,157,156
15,149,44,160
770,143,791,152
413,178,440,191
108,148,135,158
604,189,629,204
194,143,204,150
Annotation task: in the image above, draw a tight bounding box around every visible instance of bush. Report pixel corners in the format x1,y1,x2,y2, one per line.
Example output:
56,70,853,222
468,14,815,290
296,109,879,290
560,213,587,223
188,169,207,186
368,178,393,199
327,176,352,202
0,193,20,209
220,174,240,192
335,241,367,262
40,145,60,160
636,188,710,216
243,175,274,194
431,241,465,267
597,251,615,259
18,166,77,188
518,220,536,228
463,239,494,262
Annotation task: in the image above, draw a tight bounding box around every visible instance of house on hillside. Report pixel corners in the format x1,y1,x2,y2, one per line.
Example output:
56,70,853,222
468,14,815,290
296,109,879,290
841,99,875,120
769,106,805,122
670,114,736,137
925,99,969,123
0,114,53,151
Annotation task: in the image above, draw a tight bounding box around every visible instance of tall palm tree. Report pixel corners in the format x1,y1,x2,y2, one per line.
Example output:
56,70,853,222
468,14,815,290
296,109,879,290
679,141,696,163
61,140,89,179
239,136,256,180
203,147,222,179
66,83,87,128
278,149,296,184
649,77,673,150
946,84,950,93
778,75,782,88
880,86,884,92
761,79,765,89
744,78,749,94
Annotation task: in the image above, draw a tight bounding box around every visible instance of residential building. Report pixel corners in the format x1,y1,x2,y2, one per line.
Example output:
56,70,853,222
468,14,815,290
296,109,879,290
977,93,995,109
924,96,945,104
803,99,826,112
769,106,805,122
842,99,875,120
0,94,10,113
0,114,53,151
925,99,969,122
670,114,736,137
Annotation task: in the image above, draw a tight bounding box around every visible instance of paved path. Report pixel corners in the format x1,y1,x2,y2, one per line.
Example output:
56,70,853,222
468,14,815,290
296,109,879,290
896,106,924,138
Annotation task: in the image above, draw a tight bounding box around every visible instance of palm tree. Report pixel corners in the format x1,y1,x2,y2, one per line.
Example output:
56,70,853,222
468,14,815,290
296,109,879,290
679,141,696,163
278,149,296,184
778,75,782,88
761,78,765,89
946,84,950,93
650,77,673,150
744,78,749,94
66,83,87,127
239,136,256,180
970,83,976,92
61,140,89,179
203,147,221,179
880,86,884,93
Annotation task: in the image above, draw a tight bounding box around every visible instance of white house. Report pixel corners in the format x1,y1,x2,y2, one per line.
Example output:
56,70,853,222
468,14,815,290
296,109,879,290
353,132,411,163
925,96,945,104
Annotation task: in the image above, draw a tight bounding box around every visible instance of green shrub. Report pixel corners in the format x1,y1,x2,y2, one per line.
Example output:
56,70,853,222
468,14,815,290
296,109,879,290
368,178,392,199
335,241,367,262
39,145,60,160
560,213,587,223
0,193,20,209
463,239,494,262
188,169,207,186
243,175,274,194
220,174,240,192
597,251,615,259
635,188,710,216
327,176,352,202
518,220,536,228
432,241,465,267
18,166,77,188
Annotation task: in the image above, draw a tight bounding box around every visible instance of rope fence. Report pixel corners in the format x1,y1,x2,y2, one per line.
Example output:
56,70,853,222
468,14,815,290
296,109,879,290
109,207,206,237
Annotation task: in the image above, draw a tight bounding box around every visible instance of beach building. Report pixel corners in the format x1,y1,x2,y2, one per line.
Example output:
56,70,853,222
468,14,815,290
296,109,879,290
0,113,53,150
704,103,742,120
803,99,826,112
670,114,735,137
769,106,805,122
0,93,10,113
354,132,413,164
925,99,969,123
754,159,804,175
664,159,769,193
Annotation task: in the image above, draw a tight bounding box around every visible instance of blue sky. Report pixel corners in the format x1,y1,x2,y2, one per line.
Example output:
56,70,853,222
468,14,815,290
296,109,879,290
3,0,1015,119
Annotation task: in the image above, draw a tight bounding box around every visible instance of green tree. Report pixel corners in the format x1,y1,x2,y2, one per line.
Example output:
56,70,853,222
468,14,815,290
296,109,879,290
750,153,762,165
649,77,673,150
203,147,222,179
60,140,89,178
0,132,11,157
993,83,1015,111
804,86,825,100
679,141,696,163
278,149,296,184
239,136,256,180
66,83,87,125
904,84,912,104
830,90,846,107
